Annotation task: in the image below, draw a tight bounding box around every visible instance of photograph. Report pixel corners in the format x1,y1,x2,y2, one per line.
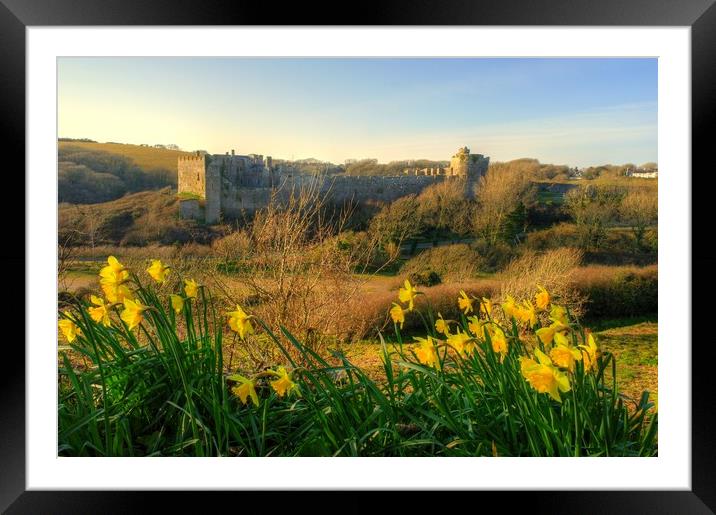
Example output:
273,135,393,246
56,56,659,458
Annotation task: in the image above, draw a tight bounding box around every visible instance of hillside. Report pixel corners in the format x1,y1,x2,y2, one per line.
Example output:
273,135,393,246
59,140,190,172
58,188,215,246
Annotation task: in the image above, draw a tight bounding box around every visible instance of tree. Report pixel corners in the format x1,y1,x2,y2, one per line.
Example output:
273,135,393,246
472,166,535,245
564,185,624,250
620,189,658,251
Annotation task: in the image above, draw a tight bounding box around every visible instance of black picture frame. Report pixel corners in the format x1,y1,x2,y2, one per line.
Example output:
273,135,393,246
2,0,714,512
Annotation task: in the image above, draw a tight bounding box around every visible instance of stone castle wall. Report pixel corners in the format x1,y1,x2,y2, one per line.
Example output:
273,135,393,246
178,147,489,223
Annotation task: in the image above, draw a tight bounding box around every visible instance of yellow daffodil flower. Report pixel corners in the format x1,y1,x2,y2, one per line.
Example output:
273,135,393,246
502,295,517,320
184,278,200,299
87,295,112,327
520,349,571,402
457,290,475,315
518,300,537,327
479,297,492,317
550,305,569,325
228,374,259,407
170,294,184,314
447,331,474,357
270,366,300,398
398,279,419,311
579,332,600,372
535,319,569,345
435,313,449,335
120,298,148,331
413,336,440,369
467,316,486,338
489,327,508,361
101,282,134,304
146,259,171,284
227,304,254,339
58,312,82,343
390,302,406,329
549,340,583,371
535,285,550,310
99,256,133,303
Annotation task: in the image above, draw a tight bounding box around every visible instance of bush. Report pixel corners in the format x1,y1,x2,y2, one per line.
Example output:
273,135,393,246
408,270,442,287
400,244,486,282
574,265,658,318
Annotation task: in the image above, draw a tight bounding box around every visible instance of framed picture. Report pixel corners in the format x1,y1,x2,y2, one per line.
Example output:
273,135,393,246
4,0,713,511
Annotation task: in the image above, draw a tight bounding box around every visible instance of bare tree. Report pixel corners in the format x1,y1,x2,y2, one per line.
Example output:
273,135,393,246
620,189,658,251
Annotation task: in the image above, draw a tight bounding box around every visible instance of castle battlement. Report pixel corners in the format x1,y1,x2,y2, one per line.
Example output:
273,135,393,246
178,146,489,223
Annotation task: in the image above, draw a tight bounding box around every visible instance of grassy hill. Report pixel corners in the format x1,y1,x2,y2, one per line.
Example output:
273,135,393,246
59,141,190,173
59,188,215,246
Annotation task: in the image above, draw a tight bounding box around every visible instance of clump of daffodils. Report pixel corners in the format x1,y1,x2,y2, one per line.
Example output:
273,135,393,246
386,279,600,404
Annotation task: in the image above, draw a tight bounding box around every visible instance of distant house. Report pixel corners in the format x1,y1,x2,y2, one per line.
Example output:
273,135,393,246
625,167,658,179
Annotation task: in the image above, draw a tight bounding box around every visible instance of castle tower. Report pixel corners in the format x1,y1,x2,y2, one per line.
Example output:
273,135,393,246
178,151,207,198
449,146,490,198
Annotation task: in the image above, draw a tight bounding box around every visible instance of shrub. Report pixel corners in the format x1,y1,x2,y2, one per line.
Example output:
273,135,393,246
574,265,658,318
400,244,486,282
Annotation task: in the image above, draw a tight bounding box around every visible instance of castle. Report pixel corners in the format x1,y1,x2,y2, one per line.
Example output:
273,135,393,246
178,146,489,223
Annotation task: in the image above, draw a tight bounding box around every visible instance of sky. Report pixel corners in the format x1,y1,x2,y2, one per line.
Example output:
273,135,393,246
58,58,657,167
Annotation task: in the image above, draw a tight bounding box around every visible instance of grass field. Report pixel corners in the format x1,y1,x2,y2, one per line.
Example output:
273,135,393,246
59,140,190,171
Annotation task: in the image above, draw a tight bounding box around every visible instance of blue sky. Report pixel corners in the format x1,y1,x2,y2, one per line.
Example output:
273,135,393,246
58,57,657,167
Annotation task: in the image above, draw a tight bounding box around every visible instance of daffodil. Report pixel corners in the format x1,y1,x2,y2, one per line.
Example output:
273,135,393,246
447,330,474,357
99,256,133,303
535,319,569,345
549,340,583,371
99,255,127,282
270,366,300,398
398,279,419,311
87,295,112,327
228,374,259,407
517,300,537,327
101,281,134,304
535,285,550,310
146,259,171,284
579,332,600,372
458,290,475,315
467,316,486,338
58,312,82,343
184,278,200,299
390,302,406,329
227,305,254,339
435,313,449,335
550,305,569,325
170,294,184,314
479,297,492,317
520,349,571,402
413,336,440,369
502,295,517,320
120,298,148,331
489,327,508,361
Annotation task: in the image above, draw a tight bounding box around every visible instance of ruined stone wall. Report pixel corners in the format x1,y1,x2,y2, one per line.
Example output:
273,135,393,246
179,147,488,222
177,154,207,197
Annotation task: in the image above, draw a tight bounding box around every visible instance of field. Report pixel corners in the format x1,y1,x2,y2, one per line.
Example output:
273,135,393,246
59,140,190,172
